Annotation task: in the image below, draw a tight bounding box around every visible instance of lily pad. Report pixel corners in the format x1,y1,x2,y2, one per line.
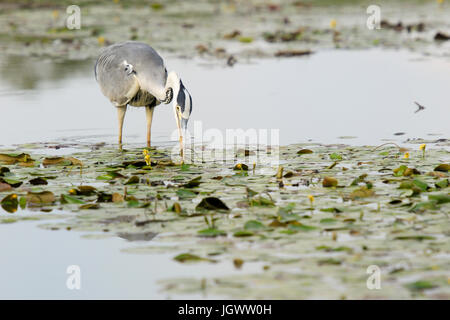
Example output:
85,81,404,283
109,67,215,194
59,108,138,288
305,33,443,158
0,178,22,188
349,186,375,200
329,153,343,160
182,176,202,188
322,177,338,188
428,194,450,204
406,280,437,291
79,203,100,210
233,230,254,237
26,191,55,205
124,176,140,185
0,153,34,165
1,194,19,213
434,164,450,172
197,228,227,237
297,149,313,155
60,194,85,204
196,197,230,211
29,177,48,185
43,157,82,166
174,253,215,263
244,220,266,230
176,189,198,199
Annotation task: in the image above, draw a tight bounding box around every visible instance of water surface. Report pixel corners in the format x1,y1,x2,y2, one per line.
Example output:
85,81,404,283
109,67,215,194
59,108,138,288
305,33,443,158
0,49,449,299
1,49,449,148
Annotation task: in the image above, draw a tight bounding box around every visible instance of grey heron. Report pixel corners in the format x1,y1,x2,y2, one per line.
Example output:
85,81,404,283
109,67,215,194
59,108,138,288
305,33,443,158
94,41,192,154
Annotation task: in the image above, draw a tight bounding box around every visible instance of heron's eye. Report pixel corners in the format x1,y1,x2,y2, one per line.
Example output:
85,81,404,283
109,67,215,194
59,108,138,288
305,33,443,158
124,64,134,75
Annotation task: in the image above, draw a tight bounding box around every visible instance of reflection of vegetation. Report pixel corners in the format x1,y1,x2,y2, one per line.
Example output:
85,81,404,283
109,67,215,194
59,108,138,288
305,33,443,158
0,55,92,89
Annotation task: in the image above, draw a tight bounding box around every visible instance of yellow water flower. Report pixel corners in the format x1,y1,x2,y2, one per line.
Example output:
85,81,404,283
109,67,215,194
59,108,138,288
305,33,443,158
52,10,59,19
404,152,410,159
97,36,105,46
143,149,149,156
420,144,426,158
308,194,315,206
144,154,151,166
330,19,337,29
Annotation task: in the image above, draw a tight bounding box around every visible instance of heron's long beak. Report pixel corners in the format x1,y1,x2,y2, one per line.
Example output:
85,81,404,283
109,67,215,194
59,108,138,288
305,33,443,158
181,118,189,155
181,118,188,131
175,106,186,158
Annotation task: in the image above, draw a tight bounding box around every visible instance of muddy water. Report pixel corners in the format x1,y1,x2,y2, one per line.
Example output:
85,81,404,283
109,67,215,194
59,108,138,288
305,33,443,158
1,49,449,149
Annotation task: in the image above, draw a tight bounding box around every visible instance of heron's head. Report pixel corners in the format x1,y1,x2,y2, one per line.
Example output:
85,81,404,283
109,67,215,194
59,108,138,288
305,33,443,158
174,80,192,130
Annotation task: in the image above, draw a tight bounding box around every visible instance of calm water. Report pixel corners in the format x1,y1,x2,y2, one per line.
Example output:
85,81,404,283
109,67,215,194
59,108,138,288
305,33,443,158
0,220,264,299
0,49,449,299
1,49,449,148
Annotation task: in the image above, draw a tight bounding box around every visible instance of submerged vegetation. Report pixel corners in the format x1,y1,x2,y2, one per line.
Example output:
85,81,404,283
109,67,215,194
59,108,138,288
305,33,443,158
0,141,448,298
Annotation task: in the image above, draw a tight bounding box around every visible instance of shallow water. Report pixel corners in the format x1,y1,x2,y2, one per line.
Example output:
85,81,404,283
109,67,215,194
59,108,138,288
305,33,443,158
0,49,449,299
0,219,265,299
1,49,449,148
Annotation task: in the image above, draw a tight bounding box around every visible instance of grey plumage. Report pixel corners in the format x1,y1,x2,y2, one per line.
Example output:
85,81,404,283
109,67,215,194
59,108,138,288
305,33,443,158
94,41,193,155
95,41,168,107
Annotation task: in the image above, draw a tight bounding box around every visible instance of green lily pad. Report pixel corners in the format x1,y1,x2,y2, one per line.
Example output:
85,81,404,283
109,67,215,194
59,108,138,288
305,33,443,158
174,253,215,263
428,194,450,204
176,189,198,199
61,194,85,204
406,280,437,291
197,228,227,237
394,235,436,241
1,194,19,213
244,220,266,230
329,153,343,160
233,230,254,237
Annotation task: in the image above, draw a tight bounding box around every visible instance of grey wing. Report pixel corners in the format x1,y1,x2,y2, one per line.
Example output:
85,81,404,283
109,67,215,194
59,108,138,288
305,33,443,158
122,42,168,101
95,44,140,106
95,42,168,105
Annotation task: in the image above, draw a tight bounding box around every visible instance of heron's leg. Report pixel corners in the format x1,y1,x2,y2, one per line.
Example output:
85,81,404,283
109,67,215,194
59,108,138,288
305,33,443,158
145,105,155,148
172,104,183,157
117,105,127,149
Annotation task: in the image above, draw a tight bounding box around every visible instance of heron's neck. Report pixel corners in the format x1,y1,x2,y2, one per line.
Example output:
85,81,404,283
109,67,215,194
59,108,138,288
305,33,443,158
165,71,180,101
